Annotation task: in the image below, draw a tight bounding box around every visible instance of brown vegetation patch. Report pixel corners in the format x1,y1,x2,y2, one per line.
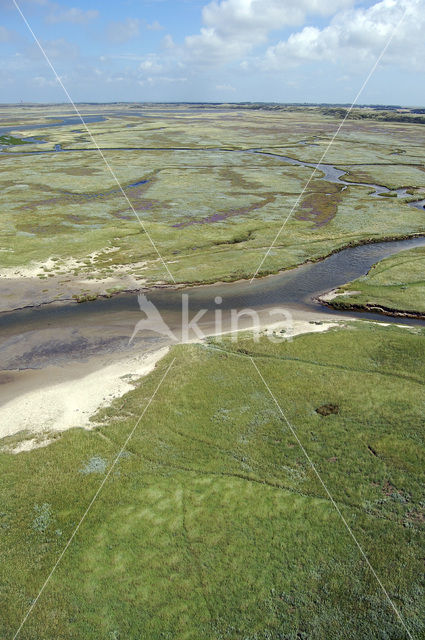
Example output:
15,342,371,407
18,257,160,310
57,167,100,177
219,168,263,191
173,194,276,228
295,180,343,227
112,198,164,220
20,178,153,213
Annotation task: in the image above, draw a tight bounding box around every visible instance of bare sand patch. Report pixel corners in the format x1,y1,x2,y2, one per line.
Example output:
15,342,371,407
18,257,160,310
0,347,169,446
0,249,149,312
0,305,352,454
318,288,361,302
262,318,341,338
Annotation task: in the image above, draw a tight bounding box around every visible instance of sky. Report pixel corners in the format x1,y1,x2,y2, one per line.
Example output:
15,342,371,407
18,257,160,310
0,0,424,105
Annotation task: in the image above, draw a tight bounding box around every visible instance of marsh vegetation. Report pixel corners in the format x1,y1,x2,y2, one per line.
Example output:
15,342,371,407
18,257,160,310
1,323,424,639
1,104,424,640
1,105,424,311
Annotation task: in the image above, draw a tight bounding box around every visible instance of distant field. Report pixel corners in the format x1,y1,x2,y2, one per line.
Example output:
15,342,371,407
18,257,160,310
328,246,425,315
0,105,425,307
1,322,424,639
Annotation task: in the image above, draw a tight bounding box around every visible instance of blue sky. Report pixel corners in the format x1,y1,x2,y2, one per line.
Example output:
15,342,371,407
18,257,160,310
1,0,424,104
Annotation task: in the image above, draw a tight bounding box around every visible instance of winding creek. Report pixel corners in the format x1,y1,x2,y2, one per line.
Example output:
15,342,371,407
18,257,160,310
1,235,425,374
3,141,425,211
2,109,425,209
1,111,424,380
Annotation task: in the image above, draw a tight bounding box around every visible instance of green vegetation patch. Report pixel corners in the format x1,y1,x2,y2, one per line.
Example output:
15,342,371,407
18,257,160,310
329,246,425,314
342,165,425,191
1,323,424,638
0,135,30,146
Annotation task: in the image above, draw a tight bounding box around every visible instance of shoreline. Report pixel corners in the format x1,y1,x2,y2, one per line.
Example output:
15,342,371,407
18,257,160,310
2,231,425,452
317,296,425,320
1,231,425,316
0,346,170,452
3,308,418,454
0,312,347,452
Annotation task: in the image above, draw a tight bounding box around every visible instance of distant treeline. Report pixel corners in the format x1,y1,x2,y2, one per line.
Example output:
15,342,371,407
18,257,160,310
191,102,425,124
319,107,425,125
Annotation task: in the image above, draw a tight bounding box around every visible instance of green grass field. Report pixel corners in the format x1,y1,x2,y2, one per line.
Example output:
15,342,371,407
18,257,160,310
328,246,425,315
1,322,424,639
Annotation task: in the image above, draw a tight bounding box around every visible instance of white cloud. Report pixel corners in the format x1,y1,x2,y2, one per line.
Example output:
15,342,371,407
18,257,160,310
107,18,140,44
203,0,354,32
140,55,163,72
162,34,175,49
46,7,99,24
261,0,425,71
3,0,423,103
106,74,126,83
216,83,236,91
146,20,164,31
139,75,187,86
158,76,188,83
31,74,58,87
184,0,354,64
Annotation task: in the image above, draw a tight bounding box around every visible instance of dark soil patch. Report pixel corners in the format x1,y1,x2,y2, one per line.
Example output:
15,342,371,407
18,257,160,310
315,403,339,416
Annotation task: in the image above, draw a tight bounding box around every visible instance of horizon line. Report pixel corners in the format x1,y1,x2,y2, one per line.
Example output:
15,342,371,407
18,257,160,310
0,100,424,109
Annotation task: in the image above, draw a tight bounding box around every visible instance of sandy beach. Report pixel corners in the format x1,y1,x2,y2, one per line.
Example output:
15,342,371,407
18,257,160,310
0,311,344,452
0,346,169,450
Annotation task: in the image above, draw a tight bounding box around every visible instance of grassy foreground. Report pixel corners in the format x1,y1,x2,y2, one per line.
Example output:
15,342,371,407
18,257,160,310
1,323,424,639
328,246,425,315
